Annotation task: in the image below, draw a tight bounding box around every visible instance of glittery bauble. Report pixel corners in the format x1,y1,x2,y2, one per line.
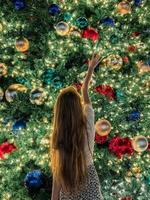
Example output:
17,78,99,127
63,12,72,21
30,88,46,105
48,4,61,15
13,0,26,10
101,17,115,26
12,118,27,134
117,1,131,15
75,17,88,29
5,84,27,102
110,34,119,44
24,170,46,192
103,54,123,70
95,119,111,136
134,0,142,6
0,63,7,77
0,88,4,101
15,37,29,52
77,71,96,86
132,135,148,152
55,21,70,36
69,27,81,37
136,61,150,74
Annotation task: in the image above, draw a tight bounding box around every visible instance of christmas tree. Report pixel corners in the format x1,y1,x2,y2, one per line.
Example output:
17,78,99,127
0,0,150,199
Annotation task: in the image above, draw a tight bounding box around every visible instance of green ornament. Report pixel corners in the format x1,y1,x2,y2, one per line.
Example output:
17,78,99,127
16,77,27,84
110,34,119,44
146,176,150,185
75,17,88,29
116,90,125,101
63,12,72,21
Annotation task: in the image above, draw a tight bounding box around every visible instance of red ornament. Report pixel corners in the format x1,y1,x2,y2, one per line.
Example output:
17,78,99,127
121,197,132,200
0,141,17,159
95,85,115,100
95,132,108,144
72,82,82,91
131,32,141,37
108,136,134,159
122,56,129,63
127,45,137,52
82,27,99,42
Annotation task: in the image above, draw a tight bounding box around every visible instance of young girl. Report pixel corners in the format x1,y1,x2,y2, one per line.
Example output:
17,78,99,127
50,53,104,200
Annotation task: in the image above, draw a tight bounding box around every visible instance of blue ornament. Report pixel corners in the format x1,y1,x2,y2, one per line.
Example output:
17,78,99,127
24,170,45,190
75,17,88,29
145,60,150,66
134,0,142,6
48,4,61,15
127,111,140,121
12,118,26,134
101,17,115,26
13,0,26,10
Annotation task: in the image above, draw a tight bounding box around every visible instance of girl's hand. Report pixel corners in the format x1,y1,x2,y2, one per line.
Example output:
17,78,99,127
88,53,101,70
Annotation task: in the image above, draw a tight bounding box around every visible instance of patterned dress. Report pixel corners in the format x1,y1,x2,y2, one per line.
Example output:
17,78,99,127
59,104,104,200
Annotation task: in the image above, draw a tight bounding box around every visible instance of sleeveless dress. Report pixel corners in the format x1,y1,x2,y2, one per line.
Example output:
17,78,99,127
59,104,104,200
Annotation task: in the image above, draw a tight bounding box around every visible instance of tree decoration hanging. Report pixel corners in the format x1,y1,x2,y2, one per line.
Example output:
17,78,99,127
5,84,27,102
15,37,29,52
132,135,148,152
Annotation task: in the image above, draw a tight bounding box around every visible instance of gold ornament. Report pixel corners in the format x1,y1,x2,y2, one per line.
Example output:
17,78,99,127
15,37,29,52
5,84,27,102
136,61,150,74
0,87,4,101
30,88,46,105
131,166,141,174
0,63,7,77
117,1,131,15
102,54,123,70
69,26,81,37
77,71,96,87
132,135,148,152
55,21,70,36
95,119,111,136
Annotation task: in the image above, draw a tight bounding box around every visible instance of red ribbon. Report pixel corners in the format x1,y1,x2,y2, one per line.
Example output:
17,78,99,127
108,136,134,159
95,85,115,100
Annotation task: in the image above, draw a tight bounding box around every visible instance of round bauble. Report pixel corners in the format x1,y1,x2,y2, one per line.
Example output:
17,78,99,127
117,1,131,15
15,37,29,52
0,63,7,77
132,135,148,152
48,4,61,15
0,88,4,101
30,88,46,105
5,84,27,102
95,119,111,136
103,54,123,70
55,21,70,36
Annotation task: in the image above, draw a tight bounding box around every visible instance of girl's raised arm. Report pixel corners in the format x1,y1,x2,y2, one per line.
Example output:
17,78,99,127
81,53,101,105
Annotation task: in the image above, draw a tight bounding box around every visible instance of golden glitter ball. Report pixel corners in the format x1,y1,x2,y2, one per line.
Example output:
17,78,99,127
15,37,29,52
95,119,111,136
0,63,7,77
103,54,123,70
132,135,148,152
0,87,4,101
117,1,131,15
30,88,46,105
55,21,70,36
5,84,27,102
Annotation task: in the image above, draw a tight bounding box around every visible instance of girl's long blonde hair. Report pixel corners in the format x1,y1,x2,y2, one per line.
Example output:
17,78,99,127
50,86,88,193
